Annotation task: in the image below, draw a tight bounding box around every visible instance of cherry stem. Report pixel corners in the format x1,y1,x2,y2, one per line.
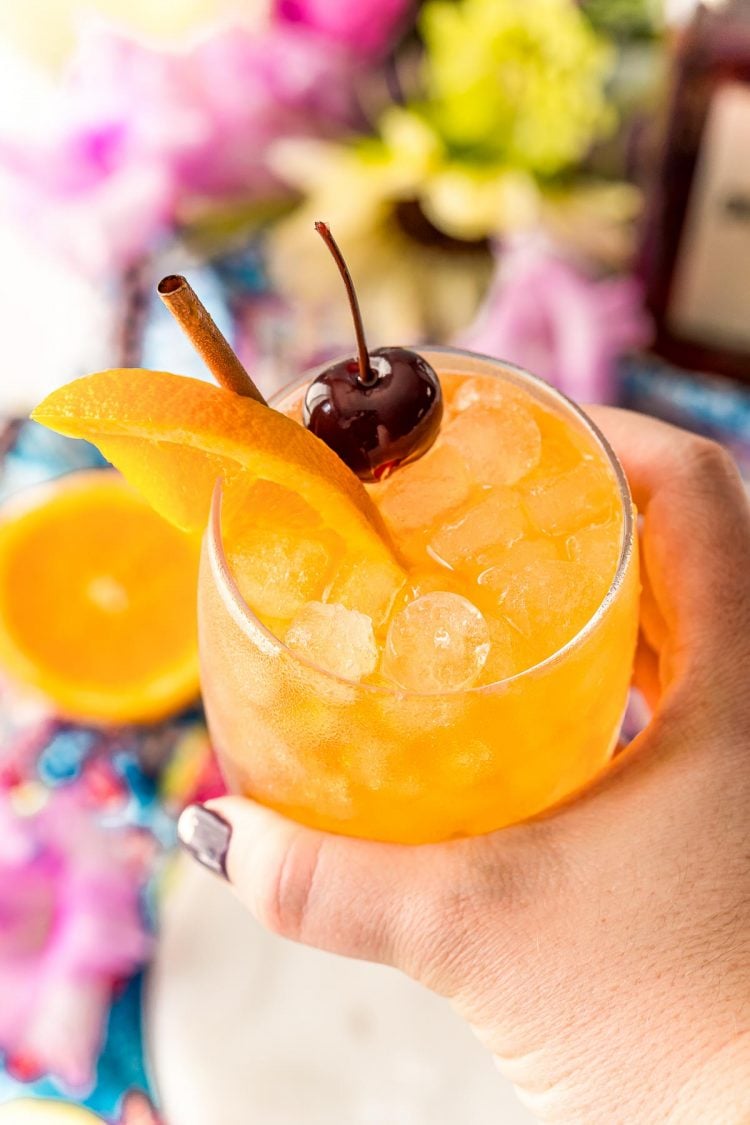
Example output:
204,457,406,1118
315,221,376,387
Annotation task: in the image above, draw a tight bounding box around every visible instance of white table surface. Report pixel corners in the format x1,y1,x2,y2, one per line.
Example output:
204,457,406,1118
148,858,536,1125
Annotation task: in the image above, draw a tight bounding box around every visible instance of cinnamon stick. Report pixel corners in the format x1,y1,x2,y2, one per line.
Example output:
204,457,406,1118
157,274,267,405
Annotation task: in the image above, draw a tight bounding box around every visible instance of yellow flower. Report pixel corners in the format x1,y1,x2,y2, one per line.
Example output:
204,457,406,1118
266,0,633,352
421,164,539,242
266,114,495,349
419,0,616,175
376,107,541,241
541,180,643,269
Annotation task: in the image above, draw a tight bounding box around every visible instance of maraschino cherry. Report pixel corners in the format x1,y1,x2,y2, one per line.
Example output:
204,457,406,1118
303,222,443,481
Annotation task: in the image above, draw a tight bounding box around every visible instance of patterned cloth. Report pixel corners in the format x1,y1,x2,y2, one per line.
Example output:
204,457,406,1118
620,355,750,482
0,419,223,1123
0,261,247,1122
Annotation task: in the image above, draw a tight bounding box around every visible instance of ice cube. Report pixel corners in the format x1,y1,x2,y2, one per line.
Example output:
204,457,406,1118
530,407,590,478
285,601,378,682
240,714,306,803
474,531,557,580
260,707,357,820
313,773,356,820
382,592,491,693
438,738,494,788
476,537,560,610
224,478,337,619
451,375,528,414
325,556,404,629
228,530,334,620
522,458,615,537
482,559,603,656
391,566,474,618
480,615,519,684
429,489,528,571
565,519,621,580
375,689,462,743
376,443,472,536
223,477,323,538
443,401,541,486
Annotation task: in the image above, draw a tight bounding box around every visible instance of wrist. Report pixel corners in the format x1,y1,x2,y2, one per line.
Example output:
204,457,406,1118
479,970,750,1124
493,1028,750,1125
667,1031,750,1124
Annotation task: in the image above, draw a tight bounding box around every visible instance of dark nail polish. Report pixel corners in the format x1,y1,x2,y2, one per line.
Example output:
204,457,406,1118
178,805,231,879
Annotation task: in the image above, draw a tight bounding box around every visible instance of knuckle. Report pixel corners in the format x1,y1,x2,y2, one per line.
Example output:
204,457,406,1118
682,435,738,484
394,886,471,990
253,828,323,942
399,833,560,993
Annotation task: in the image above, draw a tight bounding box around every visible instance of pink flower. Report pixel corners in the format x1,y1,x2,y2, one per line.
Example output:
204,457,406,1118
176,25,357,197
274,0,413,55
0,22,358,274
0,784,153,1091
67,24,357,200
0,117,173,276
458,238,652,404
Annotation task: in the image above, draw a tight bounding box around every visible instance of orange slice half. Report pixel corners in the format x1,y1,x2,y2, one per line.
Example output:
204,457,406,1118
0,1102,104,1124
0,472,200,723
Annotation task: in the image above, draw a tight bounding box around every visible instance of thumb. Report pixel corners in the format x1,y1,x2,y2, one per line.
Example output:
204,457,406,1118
178,796,486,973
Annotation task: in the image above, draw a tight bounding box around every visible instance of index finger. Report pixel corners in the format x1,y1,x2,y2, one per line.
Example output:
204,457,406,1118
586,406,750,665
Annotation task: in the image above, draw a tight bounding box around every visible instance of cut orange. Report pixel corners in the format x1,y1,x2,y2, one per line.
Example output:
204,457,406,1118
0,1102,104,1124
0,471,200,724
31,369,399,569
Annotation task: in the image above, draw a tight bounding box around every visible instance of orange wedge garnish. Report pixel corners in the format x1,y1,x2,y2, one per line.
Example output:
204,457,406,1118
0,472,200,723
31,369,399,569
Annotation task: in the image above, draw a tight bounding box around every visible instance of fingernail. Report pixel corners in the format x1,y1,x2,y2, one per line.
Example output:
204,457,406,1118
177,804,231,879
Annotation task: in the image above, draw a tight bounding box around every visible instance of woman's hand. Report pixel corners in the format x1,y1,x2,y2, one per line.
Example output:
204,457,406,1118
180,409,750,1124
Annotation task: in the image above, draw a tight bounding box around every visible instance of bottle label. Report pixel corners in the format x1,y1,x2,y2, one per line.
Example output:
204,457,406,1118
669,82,750,351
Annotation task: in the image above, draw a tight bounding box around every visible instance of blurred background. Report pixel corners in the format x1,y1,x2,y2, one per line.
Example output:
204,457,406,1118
3,0,750,464
0,1,749,1122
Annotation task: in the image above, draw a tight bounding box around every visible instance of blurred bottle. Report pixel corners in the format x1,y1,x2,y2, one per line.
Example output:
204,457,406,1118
641,0,750,383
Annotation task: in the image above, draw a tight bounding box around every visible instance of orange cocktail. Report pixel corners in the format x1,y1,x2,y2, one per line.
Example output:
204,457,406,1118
199,348,638,844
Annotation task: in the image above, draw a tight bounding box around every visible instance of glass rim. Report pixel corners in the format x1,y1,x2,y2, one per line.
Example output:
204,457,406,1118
207,345,635,698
